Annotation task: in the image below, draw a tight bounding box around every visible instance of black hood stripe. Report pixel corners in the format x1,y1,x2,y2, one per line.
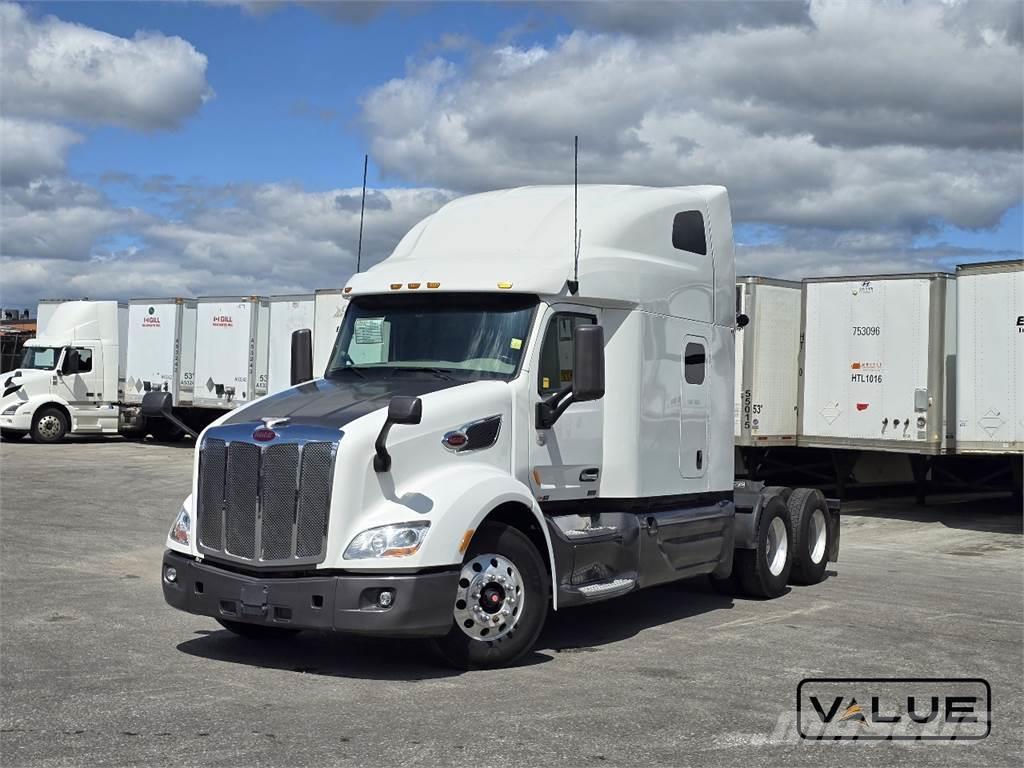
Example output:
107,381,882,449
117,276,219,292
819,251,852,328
223,374,467,429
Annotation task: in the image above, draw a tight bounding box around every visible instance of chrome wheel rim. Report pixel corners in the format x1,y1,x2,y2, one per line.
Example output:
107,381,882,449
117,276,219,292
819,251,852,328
453,553,525,642
809,509,827,565
766,516,788,577
37,415,62,439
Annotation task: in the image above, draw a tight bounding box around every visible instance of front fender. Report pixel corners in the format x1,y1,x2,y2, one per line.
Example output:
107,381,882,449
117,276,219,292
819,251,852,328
2,391,72,418
336,464,560,608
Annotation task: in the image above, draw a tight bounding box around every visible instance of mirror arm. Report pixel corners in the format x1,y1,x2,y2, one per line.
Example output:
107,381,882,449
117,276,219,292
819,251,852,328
536,385,574,430
373,420,396,473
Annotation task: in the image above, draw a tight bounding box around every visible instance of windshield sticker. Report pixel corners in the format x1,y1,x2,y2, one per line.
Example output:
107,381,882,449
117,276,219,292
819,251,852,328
510,338,523,350
354,317,384,345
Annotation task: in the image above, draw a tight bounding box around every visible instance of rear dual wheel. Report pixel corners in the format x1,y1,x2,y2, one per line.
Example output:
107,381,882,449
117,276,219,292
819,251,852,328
730,496,794,598
786,488,831,586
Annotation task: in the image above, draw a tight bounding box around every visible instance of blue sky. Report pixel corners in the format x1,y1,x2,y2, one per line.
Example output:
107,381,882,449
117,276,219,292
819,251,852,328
1,1,1021,306
49,1,567,191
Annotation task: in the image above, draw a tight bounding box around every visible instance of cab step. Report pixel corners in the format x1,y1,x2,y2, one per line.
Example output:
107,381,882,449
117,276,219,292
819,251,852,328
563,525,619,539
576,577,635,599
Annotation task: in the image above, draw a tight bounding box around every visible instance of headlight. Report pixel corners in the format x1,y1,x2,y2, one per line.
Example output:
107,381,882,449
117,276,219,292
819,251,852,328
2,403,20,416
169,505,190,546
344,521,430,559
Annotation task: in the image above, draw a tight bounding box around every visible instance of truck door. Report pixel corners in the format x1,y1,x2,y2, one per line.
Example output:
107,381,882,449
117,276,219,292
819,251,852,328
57,346,102,403
679,335,709,482
529,307,603,502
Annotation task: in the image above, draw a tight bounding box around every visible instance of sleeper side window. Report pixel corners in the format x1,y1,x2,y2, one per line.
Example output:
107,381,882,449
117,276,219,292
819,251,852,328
537,313,596,394
672,210,708,256
684,341,706,385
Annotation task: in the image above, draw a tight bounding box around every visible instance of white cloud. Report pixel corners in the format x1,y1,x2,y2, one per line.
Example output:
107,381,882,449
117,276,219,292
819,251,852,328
0,2,212,131
361,1,1023,250
0,179,452,306
0,117,82,185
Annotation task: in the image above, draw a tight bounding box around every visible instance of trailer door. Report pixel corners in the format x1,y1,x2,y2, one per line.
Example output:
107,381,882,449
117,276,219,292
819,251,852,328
680,335,709,481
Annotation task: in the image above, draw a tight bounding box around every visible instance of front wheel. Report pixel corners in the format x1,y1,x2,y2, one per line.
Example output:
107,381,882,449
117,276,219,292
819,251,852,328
431,522,548,670
30,407,69,444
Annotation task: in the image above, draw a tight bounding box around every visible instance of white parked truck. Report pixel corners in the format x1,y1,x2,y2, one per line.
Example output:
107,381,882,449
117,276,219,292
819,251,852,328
160,185,840,669
0,301,137,442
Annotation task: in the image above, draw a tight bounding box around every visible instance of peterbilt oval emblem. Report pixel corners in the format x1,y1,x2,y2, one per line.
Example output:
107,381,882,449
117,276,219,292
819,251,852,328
253,428,276,442
442,431,468,450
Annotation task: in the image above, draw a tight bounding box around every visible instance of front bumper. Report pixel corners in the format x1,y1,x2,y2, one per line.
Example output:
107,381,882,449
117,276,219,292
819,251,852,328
161,550,459,638
0,412,32,431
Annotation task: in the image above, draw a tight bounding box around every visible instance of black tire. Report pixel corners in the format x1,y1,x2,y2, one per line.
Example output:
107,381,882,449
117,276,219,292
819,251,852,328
30,406,69,444
0,429,26,442
216,619,301,640
787,488,831,586
148,418,186,443
431,522,548,670
733,495,793,598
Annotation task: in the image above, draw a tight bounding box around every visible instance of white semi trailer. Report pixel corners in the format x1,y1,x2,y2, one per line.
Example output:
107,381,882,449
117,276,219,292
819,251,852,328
799,273,956,455
734,277,802,447
955,260,1023,454
191,296,270,409
267,295,315,396
312,288,347,373
0,301,139,442
159,185,840,669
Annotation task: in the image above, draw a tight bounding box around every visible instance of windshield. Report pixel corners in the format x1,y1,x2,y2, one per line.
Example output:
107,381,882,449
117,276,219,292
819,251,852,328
19,346,62,371
326,293,537,381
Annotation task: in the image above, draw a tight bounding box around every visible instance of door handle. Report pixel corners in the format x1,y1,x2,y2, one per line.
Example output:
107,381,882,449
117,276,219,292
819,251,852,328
579,468,600,482
696,450,703,469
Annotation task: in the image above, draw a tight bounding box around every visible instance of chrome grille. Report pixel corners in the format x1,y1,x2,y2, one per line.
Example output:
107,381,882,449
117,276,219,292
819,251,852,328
196,431,336,566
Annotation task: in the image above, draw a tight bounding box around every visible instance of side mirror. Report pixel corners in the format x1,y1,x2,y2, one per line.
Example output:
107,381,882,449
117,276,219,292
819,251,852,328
736,313,750,329
536,324,605,429
387,395,423,425
290,328,314,386
62,348,80,375
374,395,423,473
572,324,605,402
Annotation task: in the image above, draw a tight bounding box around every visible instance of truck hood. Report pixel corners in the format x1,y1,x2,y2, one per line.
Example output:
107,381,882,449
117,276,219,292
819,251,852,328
221,373,468,430
2,368,51,399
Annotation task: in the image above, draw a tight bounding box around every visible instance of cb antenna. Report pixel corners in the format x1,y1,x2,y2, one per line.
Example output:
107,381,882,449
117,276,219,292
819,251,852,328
568,135,580,295
356,154,368,273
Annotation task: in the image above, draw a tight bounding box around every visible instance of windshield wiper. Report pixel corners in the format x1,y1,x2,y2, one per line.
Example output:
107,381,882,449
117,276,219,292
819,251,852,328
390,366,456,381
327,365,367,380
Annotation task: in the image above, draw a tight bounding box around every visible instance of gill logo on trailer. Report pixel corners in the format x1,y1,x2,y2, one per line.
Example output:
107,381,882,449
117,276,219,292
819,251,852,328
142,307,161,327
1017,315,1023,332
213,315,233,327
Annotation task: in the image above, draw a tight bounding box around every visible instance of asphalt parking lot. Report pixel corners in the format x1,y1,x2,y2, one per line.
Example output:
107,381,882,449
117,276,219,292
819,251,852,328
1,438,1021,767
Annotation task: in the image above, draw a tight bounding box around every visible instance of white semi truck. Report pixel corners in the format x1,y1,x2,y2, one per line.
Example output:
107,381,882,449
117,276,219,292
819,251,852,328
0,301,139,442
159,185,840,669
